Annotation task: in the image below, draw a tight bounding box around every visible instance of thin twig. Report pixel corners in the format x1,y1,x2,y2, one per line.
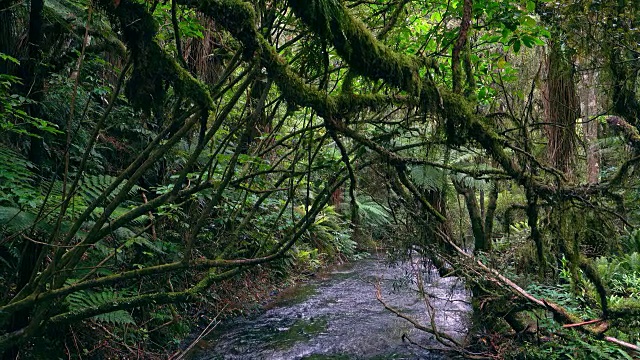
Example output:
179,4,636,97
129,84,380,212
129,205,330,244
604,336,640,353
562,319,603,328
170,304,227,360
375,282,462,348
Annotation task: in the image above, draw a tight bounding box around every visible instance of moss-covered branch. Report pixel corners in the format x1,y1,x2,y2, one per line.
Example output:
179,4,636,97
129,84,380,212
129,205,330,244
606,115,640,151
101,0,213,112
452,0,473,94
0,270,238,353
180,0,640,219
289,0,422,94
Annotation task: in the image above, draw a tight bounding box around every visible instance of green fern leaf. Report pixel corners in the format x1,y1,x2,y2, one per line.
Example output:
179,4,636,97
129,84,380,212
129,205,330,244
0,147,40,208
93,310,135,325
0,207,35,232
0,206,55,233
356,196,391,226
65,289,135,325
409,165,448,191
78,174,143,206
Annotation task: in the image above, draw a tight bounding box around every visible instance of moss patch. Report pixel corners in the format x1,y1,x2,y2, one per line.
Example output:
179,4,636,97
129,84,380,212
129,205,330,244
272,316,328,349
289,0,422,94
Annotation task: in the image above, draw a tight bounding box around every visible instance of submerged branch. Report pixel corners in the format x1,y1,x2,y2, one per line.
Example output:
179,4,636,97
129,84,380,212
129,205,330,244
375,283,462,348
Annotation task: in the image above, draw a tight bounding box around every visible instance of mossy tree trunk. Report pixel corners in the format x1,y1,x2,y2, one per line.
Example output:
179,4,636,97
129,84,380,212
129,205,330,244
610,50,640,125
543,39,580,178
453,180,489,252
484,181,499,248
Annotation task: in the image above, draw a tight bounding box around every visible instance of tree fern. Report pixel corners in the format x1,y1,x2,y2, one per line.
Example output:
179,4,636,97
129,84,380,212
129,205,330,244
298,204,357,256
409,164,448,191
406,146,503,194
356,195,391,226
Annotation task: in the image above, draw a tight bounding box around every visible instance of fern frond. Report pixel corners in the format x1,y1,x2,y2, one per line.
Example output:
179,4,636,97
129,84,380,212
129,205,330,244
409,165,448,191
118,228,166,254
451,173,491,191
356,196,391,226
0,146,40,208
304,0,345,38
79,174,142,205
0,207,34,232
109,205,148,225
0,206,55,233
625,252,640,273
66,289,135,325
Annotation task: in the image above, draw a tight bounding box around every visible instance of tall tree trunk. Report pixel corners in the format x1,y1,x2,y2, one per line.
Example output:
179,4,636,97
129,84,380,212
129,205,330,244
3,2,45,358
543,39,580,178
425,188,455,274
526,187,545,277
579,69,601,184
453,181,490,252
184,14,225,85
484,181,499,243
608,40,640,127
22,0,46,169
238,77,272,153
0,1,18,73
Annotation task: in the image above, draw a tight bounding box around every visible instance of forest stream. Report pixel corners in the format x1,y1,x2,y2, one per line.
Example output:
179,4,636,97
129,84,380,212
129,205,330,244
190,255,471,360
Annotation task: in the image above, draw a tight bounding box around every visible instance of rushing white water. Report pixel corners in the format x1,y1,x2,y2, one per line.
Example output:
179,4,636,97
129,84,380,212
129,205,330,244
192,255,471,360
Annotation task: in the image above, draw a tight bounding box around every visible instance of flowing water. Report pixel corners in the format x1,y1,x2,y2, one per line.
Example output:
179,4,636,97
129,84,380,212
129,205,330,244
191,255,471,360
